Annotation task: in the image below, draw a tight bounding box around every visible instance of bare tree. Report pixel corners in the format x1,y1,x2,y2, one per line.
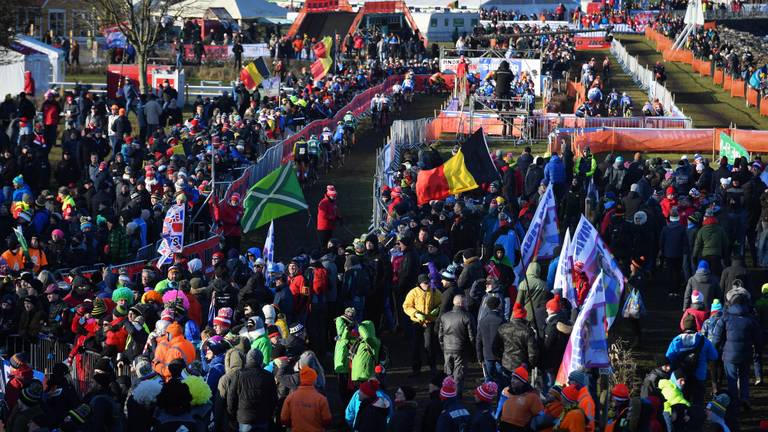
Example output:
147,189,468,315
93,0,188,92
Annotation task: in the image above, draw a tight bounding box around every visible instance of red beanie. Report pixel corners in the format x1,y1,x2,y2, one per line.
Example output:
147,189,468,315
546,295,561,313
359,379,380,398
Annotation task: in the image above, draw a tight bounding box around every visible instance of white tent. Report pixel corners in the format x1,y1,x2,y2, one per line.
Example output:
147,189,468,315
172,0,288,20
0,48,25,98
12,34,66,83
24,54,50,96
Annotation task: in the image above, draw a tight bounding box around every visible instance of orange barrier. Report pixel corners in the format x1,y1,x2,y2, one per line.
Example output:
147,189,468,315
761,98,768,117
663,48,693,63
724,75,733,91
714,68,724,85
700,60,712,77
747,88,759,107
569,127,768,155
704,21,716,30
731,79,746,98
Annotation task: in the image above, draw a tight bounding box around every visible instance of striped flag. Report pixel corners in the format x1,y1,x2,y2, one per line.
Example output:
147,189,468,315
513,183,560,284
311,36,334,81
263,221,275,287
241,165,307,232
556,270,611,385
240,58,271,90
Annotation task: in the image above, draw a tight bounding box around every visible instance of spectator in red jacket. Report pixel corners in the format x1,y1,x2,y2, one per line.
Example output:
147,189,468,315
213,192,244,254
41,91,60,149
4,353,33,412
317,185,341,248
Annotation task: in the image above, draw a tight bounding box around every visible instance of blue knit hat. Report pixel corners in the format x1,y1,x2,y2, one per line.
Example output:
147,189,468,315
711,299,722,312
698,260,709,271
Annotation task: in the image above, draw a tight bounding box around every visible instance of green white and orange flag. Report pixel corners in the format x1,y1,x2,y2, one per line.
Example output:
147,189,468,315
240,57,271,90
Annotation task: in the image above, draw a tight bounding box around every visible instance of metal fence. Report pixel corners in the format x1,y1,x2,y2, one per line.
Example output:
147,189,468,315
610,39,686,119
371,118,433,229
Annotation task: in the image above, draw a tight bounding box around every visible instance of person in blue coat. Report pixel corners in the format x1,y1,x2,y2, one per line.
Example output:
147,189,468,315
543,154,566,199
435,376,470,432
712,295,763,409
345,381,393,428
666,314,719,427
203,336,227,394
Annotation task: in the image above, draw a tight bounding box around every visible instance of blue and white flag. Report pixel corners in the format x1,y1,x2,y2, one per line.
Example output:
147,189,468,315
556,269,611,384
587,178,599,204
566,215,625,313
554,228,573,300
263,221,275,285
514,184,560,284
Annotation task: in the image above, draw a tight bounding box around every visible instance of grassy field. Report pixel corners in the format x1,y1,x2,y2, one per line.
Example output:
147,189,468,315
619,34,768,130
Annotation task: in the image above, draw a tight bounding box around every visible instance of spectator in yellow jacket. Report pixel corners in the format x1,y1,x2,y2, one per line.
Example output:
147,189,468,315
402,274,442,377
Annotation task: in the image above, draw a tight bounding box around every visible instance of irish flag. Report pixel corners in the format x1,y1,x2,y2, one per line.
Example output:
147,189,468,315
415,128,500,205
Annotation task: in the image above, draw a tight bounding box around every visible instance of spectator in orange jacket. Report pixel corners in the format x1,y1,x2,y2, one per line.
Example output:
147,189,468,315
152,322,196,380
281,367,331,431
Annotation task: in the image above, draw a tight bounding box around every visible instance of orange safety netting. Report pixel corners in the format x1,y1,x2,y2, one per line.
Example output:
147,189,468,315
747,88,759,107
663,48,693,63
724,75,733,91
714,68,724,85
567,127,768,155
731,79,746,98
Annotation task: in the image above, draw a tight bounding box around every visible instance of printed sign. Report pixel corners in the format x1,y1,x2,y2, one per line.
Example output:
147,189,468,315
439,57,542,95
574,36,612,50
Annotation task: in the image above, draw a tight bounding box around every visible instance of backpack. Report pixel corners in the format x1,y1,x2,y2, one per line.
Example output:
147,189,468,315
622,288,645,319
308,266,329,296
673,337,704,376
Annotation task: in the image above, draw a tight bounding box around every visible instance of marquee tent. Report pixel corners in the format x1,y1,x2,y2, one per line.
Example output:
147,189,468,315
0,47,49,97
171,0,288,21
11,34,66,83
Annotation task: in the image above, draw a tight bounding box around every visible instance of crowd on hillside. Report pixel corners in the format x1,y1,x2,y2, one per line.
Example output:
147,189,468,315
479,5,570,22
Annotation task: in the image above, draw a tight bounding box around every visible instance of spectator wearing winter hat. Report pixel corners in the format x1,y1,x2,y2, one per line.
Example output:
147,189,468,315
680,290,709,331
6,379,44,431
390,386,418,432
497,302,538,375
706,393,732,431
558,384,588,430
352,378,390,432
683,260,721,311
317,184,341,247
435,376,470,430
470,381,497,432
281,366,331,431
203,336,227,394
498,366,544,431
605,384,630,432
712,289,763,411
4,353,33,412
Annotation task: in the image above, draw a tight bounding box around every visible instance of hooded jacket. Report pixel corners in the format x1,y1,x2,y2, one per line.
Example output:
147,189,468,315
476,308,504,363
495,318,539,370
351,320,380,381
719,257,751,298
683,268,721,310
152,323,196,380
712,303,763,364
543,154,565,185
516,262,549,332
457,256,484,293
665,332,718,381
693,221,729,259
226,351,278,425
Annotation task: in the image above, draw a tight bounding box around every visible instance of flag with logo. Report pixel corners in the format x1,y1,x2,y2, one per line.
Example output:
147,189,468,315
157,204,185,268
719,132,749,163
12,227,29,256
240,57,271,90
263,221,275,284
241,165,308,232
553,228,572,298
513,183,560,284
556,270,611,385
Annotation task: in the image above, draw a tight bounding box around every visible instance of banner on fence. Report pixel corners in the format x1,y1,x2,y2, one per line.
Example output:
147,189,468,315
574,36,612,50
439,58,542,95
241,43,270,58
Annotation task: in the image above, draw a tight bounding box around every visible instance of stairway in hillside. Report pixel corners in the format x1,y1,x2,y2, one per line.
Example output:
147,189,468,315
574,49,649,116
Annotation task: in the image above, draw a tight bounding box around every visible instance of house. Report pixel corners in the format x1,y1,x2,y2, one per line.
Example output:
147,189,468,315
14,0,98,41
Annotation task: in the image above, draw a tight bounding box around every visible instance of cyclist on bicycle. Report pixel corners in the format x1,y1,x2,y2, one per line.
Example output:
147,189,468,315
391,83,403,113
370,93,380,123
343,110,357,145
320,126,333,147
607,88,620,116
378,93,390,125
333,121,346,147
293,136,310,180
307,134,321,174
402,73,415,101
620,92,633,116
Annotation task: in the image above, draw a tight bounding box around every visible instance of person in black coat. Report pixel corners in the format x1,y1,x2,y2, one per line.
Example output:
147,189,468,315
225,349,277,428
421,372,447,432
354,380,390,432
476,296,505,384
469,382,498,432
389,386,417,432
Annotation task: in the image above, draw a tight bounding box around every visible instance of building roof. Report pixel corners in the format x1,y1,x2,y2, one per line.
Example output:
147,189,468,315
171,0,288,19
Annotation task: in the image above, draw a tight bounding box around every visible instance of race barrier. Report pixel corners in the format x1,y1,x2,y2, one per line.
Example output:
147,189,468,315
610,39,684,117
104,74,425,280
424,112,691,141
645,27,768,115
552,126,768,155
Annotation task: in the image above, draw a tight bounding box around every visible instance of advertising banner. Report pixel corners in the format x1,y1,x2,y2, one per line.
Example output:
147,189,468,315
439,57,542,95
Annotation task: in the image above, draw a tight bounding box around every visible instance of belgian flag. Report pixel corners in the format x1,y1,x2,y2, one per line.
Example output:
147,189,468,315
415,128,500,205
240,58,271,91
